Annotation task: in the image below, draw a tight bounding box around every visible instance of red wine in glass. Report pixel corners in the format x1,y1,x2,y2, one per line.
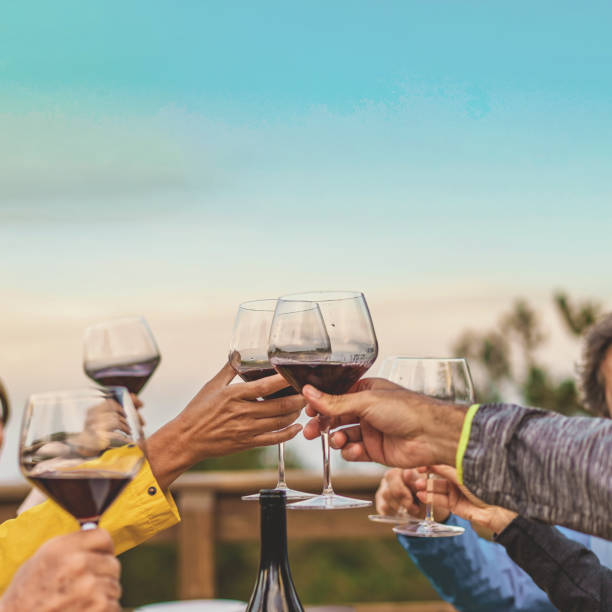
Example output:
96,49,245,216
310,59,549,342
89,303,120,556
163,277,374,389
85,356,160,394
235,364,295,399
271,361,370,396
229,299,313,502
20,388,145,530
29,471,132,524
269,292,378,510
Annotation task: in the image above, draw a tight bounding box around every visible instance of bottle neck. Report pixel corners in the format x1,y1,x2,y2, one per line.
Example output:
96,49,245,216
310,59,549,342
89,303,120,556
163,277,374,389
259,500,288,567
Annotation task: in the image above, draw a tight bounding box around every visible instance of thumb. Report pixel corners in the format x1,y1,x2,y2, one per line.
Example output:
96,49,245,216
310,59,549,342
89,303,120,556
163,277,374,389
302,385,369,418
429,464,459,485
206,362,238,390
60,528,115,554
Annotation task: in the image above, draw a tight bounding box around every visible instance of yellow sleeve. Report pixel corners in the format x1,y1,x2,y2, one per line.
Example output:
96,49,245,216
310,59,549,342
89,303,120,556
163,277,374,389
0,459,180,594
456,403,480,485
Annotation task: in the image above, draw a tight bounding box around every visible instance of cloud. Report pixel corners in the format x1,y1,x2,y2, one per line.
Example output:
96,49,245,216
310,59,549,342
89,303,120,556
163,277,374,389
0,110,214,202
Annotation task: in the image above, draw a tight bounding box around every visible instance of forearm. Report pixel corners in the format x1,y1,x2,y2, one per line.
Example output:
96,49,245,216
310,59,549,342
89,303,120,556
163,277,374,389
146,418,194,491
461,404,612,539
496,516,612,611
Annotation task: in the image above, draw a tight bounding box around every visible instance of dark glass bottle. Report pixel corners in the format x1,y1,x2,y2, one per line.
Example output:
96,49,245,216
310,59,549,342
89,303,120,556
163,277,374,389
246,489,304,612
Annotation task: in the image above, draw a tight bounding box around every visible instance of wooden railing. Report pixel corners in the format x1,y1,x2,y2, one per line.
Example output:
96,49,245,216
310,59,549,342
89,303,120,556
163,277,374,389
0,472,456,611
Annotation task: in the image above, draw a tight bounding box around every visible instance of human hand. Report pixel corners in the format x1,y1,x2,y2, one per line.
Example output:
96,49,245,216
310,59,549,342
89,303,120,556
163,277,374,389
0,529,121,612
147,362,304,489
375,468,425,519
413,465,517,533
302,378,467,469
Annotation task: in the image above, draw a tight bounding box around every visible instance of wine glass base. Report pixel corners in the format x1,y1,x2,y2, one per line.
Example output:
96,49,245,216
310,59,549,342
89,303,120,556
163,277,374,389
393,521,465,538
368,513,419,524
241,486,315,501
288,493,372,510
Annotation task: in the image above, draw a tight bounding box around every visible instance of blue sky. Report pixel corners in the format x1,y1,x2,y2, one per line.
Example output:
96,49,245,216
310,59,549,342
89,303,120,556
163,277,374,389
2,0,611,297
1,2,611,479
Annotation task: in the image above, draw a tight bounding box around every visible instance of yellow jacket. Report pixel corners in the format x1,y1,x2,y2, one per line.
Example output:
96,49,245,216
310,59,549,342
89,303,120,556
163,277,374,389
0,458,180,593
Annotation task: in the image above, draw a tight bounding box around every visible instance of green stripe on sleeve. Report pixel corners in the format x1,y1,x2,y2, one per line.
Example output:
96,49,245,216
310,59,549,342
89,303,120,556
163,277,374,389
456,404,480,485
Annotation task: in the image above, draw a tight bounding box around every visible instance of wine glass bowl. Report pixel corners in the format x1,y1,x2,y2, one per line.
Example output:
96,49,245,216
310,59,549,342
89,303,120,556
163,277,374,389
229,299,313,501
20,387,145,530
83,316,160,394
269,291,378,510
388,357,474,538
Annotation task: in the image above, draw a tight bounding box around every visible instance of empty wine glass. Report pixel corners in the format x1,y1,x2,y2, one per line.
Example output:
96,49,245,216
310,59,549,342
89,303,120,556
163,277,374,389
390,358,475,538
368,356,419,525
20,387,145,530
83,316,160,394
229,299,314,501
269,291,378,510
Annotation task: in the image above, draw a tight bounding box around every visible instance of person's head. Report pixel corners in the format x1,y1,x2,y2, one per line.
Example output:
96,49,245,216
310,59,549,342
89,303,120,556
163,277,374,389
579,313,612,418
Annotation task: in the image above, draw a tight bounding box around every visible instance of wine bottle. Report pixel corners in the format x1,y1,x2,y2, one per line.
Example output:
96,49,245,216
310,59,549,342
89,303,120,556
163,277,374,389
246,489,304,612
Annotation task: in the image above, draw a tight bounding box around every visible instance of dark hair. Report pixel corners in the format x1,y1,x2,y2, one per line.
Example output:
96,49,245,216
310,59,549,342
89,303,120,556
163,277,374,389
0,379,9,426
579,313,612,417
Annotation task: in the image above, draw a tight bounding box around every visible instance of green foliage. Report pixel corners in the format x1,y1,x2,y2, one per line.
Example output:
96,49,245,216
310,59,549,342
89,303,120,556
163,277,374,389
119,544,178,607
453,291,592,415
120,539,440,608
188,446,301,472
522,367,584,416
554,291,601,336
500,299,546,364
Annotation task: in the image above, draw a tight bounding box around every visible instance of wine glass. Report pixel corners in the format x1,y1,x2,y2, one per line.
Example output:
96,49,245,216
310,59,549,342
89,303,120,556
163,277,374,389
20,387,145,530
367,356,419,525
390,358,475,538
83,316,160,394
269,291,378,510
229,299,314,501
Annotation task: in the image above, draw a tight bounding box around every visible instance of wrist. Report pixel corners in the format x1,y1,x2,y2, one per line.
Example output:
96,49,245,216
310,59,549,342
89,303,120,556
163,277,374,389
488,508,518,534
146,417,195,490
425,399,467,466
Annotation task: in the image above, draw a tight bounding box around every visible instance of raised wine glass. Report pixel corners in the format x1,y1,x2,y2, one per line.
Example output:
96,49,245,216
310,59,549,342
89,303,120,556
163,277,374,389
229,299,314,501
390,358,475,538
367,356,419,525
20,387,145,530
83,316,160,395
269,291,378,510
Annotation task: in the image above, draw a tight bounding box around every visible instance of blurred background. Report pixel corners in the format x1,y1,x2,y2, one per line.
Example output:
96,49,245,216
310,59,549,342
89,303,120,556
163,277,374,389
1,0,611,606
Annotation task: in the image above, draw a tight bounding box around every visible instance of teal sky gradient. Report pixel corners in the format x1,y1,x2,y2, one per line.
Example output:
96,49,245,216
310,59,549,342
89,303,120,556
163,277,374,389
1,1,611,299
1,2,612,481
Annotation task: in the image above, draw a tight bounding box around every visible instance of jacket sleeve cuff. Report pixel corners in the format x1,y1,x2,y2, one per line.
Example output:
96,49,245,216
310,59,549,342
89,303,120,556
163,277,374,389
100,459,181,555
456,404,480,485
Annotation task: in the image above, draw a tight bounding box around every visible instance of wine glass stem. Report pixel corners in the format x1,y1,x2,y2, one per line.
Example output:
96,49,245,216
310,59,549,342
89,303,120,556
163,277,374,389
276,442,287,489
321,429,334,496
80,521,99,531
425,472,434,524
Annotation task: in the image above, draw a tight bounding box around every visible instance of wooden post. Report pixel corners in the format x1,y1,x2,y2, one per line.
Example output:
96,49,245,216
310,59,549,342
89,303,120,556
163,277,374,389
177,488,216,599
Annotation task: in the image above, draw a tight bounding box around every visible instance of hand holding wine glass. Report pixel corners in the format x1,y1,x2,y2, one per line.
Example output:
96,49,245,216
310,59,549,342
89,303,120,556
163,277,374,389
372,468,428,524
20,388,145,530
413,465,518,535
229,299,312,501
0,528,121,612
269,291,378,509
301,378,468,469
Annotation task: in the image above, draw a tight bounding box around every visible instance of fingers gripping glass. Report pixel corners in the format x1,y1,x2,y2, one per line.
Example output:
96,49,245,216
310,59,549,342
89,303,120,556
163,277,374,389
83,316,161,395
269,291,378,510
389,358,475,538
20,388,145,530
229,299,314,502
